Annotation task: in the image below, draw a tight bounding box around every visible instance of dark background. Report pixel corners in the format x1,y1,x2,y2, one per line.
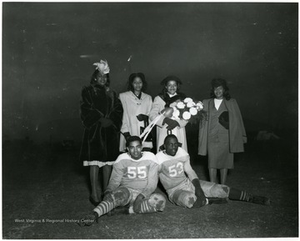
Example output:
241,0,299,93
2,2,298,144
2,2,299,238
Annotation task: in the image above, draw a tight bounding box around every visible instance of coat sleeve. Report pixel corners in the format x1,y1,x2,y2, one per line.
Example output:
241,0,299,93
227,99,247,153
146,95,153,115
198,99,210,156
149,96,165,127
233,100,247,143
80,87,103,128
108,91,123,130
119,92,129,133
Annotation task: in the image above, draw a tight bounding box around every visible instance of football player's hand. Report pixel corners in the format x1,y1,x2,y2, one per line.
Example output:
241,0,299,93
131,194,145,214
103,190,112,201
162,117,179,130
134,194,144,204
193,196,207,208
191,178,207,208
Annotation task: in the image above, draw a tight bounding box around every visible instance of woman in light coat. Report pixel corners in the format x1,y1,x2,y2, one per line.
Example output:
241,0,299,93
150,75,188,152
119,73,153,152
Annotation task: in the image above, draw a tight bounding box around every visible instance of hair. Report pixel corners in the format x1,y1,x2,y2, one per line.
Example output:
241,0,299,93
163,134,178,145
90,69,110,87
210,78,231,100
126,135,142,147
161,77,182,96
127,73,147,92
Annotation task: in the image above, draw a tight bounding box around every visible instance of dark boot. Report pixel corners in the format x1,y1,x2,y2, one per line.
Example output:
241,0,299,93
78,212,98,227
249,195,271,206
207,197,228,205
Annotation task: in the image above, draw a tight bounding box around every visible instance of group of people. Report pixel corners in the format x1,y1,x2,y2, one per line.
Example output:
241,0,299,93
78,60,269,227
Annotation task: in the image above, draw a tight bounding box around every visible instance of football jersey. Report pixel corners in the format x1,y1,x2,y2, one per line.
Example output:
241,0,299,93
106,151,159,197
156,147,198,191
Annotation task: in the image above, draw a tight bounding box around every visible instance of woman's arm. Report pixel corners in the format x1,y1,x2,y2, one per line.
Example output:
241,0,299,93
80,87,103,128
108,91,123,129
149,96,165,127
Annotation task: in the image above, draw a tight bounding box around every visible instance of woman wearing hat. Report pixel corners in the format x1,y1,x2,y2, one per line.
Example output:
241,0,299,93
198,78,247,185
79,60,123,206
149,75,188,152
119,72,153,152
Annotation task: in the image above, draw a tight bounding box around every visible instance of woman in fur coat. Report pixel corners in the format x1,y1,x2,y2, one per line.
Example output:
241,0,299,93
80,60,123,206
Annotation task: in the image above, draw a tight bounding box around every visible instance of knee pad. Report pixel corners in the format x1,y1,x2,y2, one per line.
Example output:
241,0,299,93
133,193,166,214
112,187,131,206
148,193,166,211
174,190,196,208
210,184,229,198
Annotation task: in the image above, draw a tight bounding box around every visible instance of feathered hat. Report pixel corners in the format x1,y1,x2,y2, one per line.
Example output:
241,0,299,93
93,59,110,75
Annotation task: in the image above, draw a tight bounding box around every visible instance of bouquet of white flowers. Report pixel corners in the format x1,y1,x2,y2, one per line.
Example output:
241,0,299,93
140,98,204,144
165,97,204,121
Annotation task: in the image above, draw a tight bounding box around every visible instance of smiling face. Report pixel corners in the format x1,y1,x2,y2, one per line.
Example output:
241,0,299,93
96,73,108,86
127,140,143,160
164,136,179,156
132,77,143,93
165,80,178,95
214,86,225,99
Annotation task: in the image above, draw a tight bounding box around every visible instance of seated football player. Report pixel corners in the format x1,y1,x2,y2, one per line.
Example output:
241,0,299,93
79,136,166,227
156,134,271,208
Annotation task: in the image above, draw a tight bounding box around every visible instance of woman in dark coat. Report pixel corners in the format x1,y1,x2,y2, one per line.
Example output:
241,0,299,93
198,78,247,185
80,60,123,206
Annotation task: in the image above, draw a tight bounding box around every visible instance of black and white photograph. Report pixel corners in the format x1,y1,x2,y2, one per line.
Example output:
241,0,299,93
2,1,298,239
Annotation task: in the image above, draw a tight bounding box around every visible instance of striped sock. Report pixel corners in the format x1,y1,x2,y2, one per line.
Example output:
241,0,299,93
229,188,252,202
140,200,156,213
133,199,156,214
239,190,251,202
93,200,115,217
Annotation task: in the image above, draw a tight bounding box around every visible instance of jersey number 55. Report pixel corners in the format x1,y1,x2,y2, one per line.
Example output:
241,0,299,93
127,166,147,179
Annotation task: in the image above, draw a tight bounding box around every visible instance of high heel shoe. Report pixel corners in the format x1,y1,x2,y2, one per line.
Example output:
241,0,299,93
89,196,101,207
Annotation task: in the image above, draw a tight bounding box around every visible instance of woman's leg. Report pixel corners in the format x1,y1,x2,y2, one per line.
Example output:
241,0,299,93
209,168,218,183
220,168,228,185
90,165,101,202
102,165,112,192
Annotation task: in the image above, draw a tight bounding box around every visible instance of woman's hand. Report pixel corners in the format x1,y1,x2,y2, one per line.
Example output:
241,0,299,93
136,114,148,122
162,117,179,130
